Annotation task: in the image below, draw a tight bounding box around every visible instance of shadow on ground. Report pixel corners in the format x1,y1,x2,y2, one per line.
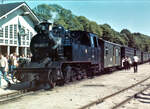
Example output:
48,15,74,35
4,82,30,90
135,92,150,104
83,84,105,87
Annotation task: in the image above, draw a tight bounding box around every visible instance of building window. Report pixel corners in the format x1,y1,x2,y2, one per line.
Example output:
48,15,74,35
19,26,25,36
9,25,13,39
27,29,29,40
23,41,25,45
10,40,13,44
22,35,25,40
0,39,3,43
21,26,25,40
27,42,29,45
14,40,17,44
5,40,8,44
30,32,33,40
5,26,8,38
0,28,3,37
14,24,17,39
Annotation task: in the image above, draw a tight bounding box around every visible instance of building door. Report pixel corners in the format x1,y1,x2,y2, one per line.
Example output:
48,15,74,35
10,46,16,54
19,47,25,56
0,46,7,55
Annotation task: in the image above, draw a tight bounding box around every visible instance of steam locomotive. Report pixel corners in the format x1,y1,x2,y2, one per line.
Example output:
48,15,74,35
15,21,150,88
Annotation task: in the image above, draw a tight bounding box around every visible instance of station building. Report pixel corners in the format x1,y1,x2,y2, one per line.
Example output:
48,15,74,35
0,2,40,56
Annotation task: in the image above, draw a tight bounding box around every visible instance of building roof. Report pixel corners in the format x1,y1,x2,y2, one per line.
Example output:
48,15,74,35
0,2,24,18
0,2,40,23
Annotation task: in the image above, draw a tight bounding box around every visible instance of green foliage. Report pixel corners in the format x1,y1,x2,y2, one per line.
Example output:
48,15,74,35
33,4,54,20
33,4,150,52
120,29,136,48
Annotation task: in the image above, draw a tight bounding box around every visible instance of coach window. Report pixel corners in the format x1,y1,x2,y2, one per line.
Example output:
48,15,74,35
98,39,100,46
113,47,115,56
116,49,119,56
106,47,108,55
93,37,97,47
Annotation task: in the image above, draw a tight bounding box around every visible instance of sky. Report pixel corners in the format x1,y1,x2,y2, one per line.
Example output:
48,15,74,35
2,0,150,36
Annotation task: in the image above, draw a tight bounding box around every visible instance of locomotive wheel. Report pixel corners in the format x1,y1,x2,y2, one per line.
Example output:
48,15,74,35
86,69,94,79
76,72,81,80
77,70,86,80
70,69,77,82
80,69,87,79
48,71,56,88
63,66,72,83
64,71,71,83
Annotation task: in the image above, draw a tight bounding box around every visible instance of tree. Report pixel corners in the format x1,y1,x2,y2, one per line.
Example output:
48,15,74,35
32,3,150,52
120,29,135,48
33,4,55,21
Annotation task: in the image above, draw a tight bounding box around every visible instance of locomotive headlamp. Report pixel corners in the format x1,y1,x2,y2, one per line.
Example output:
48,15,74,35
65,30,70,34
58,26,62,29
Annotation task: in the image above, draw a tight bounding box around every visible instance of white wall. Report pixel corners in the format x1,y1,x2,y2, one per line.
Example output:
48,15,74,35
0,7,37,47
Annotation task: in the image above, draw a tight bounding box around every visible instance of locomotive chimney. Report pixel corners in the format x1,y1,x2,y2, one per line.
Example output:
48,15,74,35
34,20,52,34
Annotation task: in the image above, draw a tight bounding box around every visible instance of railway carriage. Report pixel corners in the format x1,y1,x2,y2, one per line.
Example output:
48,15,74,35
121,46,135,64
135,49,142,63
98,39,121,71
142,52,149,63
148,53,150,61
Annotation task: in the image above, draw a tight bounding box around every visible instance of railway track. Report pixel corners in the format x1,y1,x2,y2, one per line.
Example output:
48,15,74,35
0,71,93,105
1,70,150,108
0,76,86,105
78,75,150,109
0,88,44,105
111,84,150,109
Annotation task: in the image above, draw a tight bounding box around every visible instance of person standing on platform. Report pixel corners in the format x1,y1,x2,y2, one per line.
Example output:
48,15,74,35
124,56,128,70
133,55,139,73
122,57,125,69
127,57,132,70
0,53,11,88
10,53,18,80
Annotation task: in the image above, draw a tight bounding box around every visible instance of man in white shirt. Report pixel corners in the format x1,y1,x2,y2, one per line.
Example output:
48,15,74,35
133,55,139,73
0,53,11,87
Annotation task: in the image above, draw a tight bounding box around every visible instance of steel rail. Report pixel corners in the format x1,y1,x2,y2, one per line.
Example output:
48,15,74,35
112,84,150,109
78,75,150,109
0,89,44,105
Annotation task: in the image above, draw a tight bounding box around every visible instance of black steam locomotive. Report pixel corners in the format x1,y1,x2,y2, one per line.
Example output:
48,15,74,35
15,21,150,88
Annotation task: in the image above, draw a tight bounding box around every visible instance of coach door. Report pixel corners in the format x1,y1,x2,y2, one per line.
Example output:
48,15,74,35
113,47,116,65
90,34,98,64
